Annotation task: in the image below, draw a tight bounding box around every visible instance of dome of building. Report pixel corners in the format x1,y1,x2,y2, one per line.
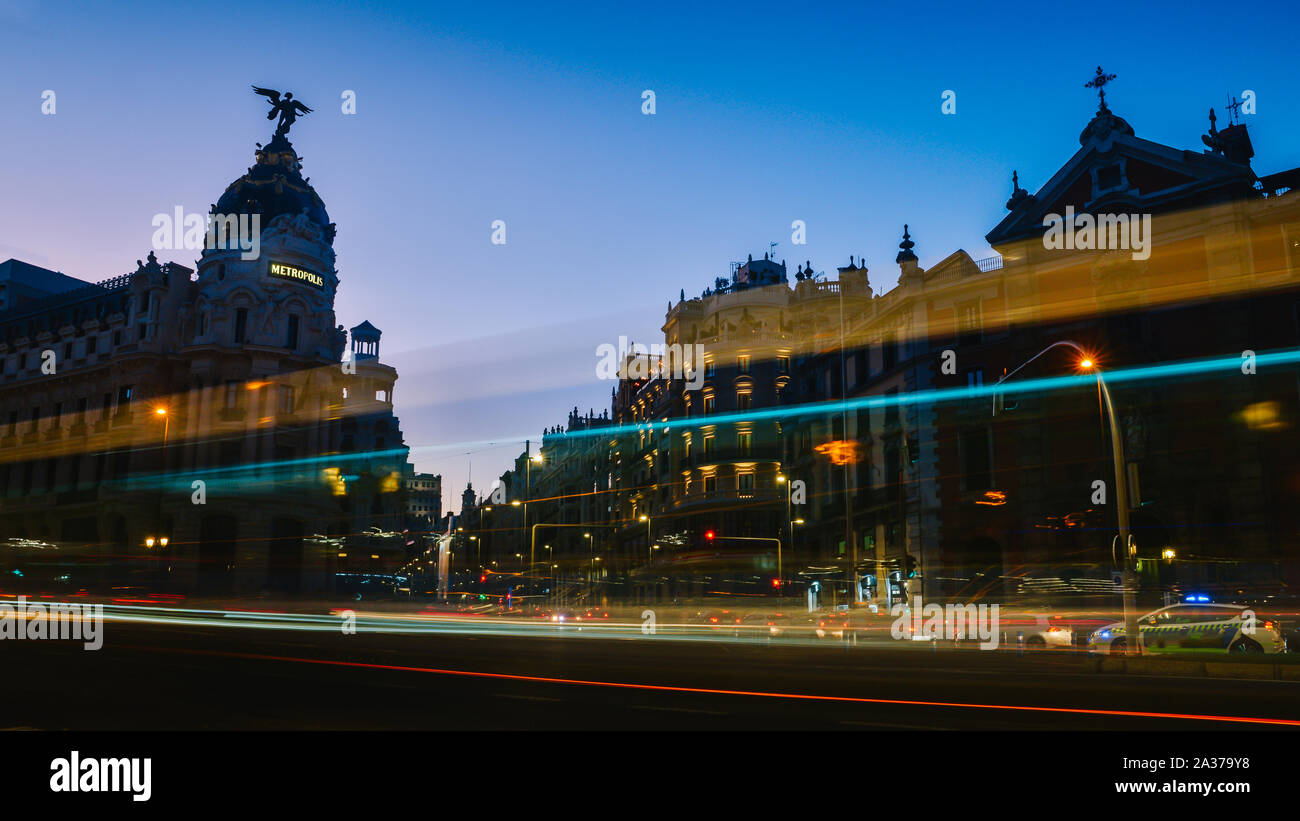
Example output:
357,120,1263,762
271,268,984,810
213,132,334,245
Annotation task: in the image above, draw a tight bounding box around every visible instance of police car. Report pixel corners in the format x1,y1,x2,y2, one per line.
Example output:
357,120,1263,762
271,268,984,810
1087,602,1284,655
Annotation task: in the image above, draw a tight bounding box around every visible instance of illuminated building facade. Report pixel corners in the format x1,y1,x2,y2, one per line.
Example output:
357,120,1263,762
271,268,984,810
492,92,1300,604
0,129,411,595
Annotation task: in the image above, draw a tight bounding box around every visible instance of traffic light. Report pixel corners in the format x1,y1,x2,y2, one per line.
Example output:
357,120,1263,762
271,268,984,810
705,530,715,541
771,578,780,588
904,553,917,578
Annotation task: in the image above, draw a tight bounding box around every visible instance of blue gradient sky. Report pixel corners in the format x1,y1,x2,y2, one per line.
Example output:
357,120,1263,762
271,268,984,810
2,0,1297,511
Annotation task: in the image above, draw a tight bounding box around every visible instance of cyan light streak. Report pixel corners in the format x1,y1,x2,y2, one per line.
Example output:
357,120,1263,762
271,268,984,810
117,346,1299,492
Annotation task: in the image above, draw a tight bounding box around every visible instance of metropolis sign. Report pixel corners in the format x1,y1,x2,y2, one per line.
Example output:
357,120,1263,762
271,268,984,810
268,261,324,288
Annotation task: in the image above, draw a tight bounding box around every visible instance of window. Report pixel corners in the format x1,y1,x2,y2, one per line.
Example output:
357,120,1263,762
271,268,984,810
957,301,982,347
117,385,133,406
138,323,147,341
86,336,96,355
737,431,752,456
287,315,300,350
224,381,240,410
736,391,752,411
703,394,715,414
737,472,755,493
234,309,248,344
737,355,751,374
703,435,715,457
1096,163,1122,191
885,388,899,426
703,475,717,494
278,385,295,415
704,360,715,377
966,368,984,394
961,427,992,492
884,438,900,487
29,406,40,431
777,356,790,374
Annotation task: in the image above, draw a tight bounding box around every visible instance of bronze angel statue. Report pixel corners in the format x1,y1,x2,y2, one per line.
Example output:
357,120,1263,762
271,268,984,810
252,86,313,137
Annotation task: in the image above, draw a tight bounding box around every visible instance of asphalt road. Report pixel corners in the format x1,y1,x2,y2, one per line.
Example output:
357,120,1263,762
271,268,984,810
3,617,1299,732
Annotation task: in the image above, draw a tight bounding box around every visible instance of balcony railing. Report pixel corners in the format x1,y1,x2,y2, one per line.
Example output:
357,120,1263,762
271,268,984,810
671,487,783,508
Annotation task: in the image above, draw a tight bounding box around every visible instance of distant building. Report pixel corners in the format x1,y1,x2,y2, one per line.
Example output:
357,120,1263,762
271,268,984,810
404,470,442,528
0,259,90,314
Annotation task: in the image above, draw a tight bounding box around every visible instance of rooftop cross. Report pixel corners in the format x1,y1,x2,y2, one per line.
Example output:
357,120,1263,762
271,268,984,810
1084,66,1117,113
1225,94,1243,125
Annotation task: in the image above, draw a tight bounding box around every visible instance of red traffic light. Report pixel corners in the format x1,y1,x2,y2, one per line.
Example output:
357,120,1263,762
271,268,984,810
705,530,715,541
771,578,781,588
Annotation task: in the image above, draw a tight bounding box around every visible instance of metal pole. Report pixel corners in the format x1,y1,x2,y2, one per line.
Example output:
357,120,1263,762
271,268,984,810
838,285,857,603
1097,373,1140,654
523,440,530,577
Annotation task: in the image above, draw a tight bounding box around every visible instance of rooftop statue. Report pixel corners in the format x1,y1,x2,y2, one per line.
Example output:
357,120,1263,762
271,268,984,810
252,86,313,137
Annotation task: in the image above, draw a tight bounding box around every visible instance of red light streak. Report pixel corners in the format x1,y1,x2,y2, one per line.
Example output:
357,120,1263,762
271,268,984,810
125,645,1300,728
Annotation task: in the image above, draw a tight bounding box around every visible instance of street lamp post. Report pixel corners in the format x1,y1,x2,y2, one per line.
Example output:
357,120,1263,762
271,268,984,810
480,505,492,572
638,514,652,565
776,475,791,595
152,406,170,580
994,340,1140,654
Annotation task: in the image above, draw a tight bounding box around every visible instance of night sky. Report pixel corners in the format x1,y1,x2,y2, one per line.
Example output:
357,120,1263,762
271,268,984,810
2,0,1296,509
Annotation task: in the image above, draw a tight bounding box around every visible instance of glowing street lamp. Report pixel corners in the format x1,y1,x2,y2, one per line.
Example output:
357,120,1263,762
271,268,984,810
995,341,1139,653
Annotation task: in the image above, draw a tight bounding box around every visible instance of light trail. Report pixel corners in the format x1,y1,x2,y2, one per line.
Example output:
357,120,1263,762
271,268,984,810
120,644,1300,728
18,344,1299,489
